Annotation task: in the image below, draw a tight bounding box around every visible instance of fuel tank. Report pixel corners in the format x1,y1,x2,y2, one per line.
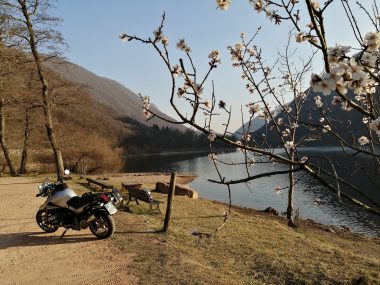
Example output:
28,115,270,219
48,187,77,208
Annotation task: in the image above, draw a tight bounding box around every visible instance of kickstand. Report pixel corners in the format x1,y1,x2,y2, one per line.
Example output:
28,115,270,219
60,228,69,239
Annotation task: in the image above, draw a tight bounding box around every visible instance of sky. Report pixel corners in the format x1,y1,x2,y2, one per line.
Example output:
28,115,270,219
51,0,376,132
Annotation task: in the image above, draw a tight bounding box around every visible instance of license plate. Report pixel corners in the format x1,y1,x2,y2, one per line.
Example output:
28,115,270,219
104,202,117,215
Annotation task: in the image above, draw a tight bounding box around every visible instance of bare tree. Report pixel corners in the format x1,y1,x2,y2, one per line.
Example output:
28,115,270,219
0,0,65,178
0,31,20,175
119,0,380,228
0,98,17,175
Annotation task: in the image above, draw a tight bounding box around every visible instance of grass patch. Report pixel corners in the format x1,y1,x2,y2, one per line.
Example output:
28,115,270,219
59,176,380,284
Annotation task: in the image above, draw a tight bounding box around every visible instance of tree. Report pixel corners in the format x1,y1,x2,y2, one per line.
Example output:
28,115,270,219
0,0,65,178
0,18,25,176
120,0,380,227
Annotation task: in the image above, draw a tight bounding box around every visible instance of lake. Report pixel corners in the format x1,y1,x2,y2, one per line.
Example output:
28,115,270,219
124,149,380,236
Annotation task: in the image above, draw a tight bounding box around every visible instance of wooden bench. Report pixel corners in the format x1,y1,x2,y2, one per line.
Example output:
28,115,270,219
86,178,113,191
121,183,162,213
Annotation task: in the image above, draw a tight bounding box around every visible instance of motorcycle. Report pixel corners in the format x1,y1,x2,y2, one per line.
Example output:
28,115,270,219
35,171,123,239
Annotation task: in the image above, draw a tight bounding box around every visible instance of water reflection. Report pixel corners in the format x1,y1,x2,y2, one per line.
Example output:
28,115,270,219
124,150,380,236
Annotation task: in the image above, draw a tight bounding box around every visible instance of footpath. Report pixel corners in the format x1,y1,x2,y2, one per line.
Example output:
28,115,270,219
0,177,135,285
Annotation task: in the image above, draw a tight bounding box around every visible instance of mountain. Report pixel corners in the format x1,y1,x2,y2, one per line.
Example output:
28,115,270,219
45,60,186,131
1,52,197,174
234,87,376,147
250,87,373,147
234,108,280,137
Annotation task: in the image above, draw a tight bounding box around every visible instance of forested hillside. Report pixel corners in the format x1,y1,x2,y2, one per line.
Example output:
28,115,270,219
251,88,377,147
0,44,231,174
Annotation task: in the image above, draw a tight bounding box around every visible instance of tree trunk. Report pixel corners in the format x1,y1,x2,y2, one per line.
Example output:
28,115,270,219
19,1,64,179
287,165,296,227
0,99,18,176
19,107,30,174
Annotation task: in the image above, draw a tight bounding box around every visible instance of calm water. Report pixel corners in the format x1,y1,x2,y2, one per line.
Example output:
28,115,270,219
124,149,380,236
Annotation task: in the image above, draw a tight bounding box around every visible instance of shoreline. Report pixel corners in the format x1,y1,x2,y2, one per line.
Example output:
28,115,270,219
123,148,233,158
104,172,379,238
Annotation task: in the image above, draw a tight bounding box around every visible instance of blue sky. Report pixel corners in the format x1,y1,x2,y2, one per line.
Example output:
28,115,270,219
52,0,375,132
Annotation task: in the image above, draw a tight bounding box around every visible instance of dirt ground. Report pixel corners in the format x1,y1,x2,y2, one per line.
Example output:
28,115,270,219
0,176,136,285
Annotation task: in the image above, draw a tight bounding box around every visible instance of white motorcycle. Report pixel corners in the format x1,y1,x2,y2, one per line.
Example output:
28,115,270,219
35,171,123,239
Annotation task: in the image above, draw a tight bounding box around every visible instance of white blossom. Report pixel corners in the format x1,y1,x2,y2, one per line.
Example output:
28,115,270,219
248,0,267,13
193,83,204,97
247,103,261,115
358,136,370,145
369,118,380,136
310,0,320,10
142,96,152,119
327,45,351,63
208,131,217,141
314,95,323,108
363,32,380,52
341,101,353,112
172,65,182,77
119,33,128,42
274,186,282,194
322,125,331,133
283,105,292,113
331,96,342,106
360,52,377,68
300,156,308,163
235,140,243,151
161,36,169,46
216,0,231,10
153,28,163,42
295,32,307,43
208,153,218,161
284,141,294,150
242,132,252,142
176,39,191,52
246,157,255,165
282,128,291,138
208,49,221,63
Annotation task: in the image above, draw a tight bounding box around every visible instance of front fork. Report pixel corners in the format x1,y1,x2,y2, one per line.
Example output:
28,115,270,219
38,201,51,224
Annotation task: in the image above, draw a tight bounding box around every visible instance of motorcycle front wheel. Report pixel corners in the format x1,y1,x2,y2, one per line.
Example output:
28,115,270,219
89,212,115,239
36,210,59,233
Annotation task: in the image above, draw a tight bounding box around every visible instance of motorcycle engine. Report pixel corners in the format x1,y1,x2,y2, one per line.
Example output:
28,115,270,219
48,208,75,226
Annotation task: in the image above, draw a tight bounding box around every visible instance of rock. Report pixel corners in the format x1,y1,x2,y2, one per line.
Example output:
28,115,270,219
263,207,279,216
341,225,352,233
155,182,198,199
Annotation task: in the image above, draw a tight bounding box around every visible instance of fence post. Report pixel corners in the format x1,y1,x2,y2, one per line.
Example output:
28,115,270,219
162,172,176,232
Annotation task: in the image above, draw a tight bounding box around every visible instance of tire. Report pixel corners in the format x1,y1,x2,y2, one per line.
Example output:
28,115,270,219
36,210,59,233
89,212,115,239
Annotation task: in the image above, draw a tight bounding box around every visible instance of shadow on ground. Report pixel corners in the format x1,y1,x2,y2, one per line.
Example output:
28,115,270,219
0,231,96,249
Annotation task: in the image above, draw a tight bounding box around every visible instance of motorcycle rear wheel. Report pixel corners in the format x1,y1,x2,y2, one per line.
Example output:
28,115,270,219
89,212,115,239
36,210,59,233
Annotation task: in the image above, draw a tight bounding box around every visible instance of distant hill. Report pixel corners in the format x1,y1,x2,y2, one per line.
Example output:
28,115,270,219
0,53,195,174
234,108,280,137
251,88,376,147
45,60,186,131
233,88,377,147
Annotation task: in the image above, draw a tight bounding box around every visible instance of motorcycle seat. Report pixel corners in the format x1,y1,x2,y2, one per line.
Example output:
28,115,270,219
67,196,88,209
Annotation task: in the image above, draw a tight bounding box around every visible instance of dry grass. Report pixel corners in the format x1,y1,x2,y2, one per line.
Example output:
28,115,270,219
41,174,380,284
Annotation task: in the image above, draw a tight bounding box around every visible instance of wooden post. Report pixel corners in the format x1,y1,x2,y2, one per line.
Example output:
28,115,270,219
162,172,176,232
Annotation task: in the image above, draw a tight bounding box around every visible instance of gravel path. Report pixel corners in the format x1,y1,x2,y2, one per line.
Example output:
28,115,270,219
0,177,135,285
